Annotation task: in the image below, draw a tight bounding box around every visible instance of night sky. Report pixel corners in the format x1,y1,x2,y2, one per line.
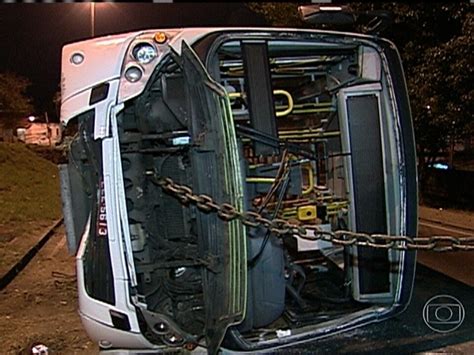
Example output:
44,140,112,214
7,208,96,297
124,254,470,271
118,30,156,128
0,3,267,120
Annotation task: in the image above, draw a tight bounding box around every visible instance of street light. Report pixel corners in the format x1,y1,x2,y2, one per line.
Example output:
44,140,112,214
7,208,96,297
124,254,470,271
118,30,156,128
90,2,95,37
89,3,116,38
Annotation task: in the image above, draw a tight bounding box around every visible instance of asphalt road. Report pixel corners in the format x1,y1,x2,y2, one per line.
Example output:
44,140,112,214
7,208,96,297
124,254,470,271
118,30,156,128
293,263,474,354
417,220,474,287
288,219,474,354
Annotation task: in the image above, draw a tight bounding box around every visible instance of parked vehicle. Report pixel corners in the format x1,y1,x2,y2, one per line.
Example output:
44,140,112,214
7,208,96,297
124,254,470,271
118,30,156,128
59,23,417,354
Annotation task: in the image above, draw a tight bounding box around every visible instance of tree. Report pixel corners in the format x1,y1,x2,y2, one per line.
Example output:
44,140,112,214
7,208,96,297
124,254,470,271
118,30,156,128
348,3,473,170
410,11,473,169
247,3,305,27
247,2,473,173
0,72,34,128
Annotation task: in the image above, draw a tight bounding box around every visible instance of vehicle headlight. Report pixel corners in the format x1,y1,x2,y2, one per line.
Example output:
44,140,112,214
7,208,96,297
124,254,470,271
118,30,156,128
124,66,143,82
133,43,157,64
70,52,84,65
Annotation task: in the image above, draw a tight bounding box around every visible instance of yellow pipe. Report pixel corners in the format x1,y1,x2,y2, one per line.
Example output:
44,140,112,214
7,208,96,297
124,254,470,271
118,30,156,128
327,202,349,209
279,128,324,134
228,92,243,99
246,177,275,183
275,102,335,115
275,102,333,110
227,90,294,117
302,165,314,195
290,108,335,114
248,164,265,169
273,90,294,117
279,131,341,139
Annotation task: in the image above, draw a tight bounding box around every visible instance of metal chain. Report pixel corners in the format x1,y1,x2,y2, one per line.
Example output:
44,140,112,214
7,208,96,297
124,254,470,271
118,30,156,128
147,172,474,252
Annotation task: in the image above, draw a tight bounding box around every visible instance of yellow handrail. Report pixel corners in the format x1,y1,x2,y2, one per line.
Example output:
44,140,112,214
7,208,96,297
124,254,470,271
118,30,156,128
302,165,314,195
228,89,294,117
246,177,275,183
273,90,294,117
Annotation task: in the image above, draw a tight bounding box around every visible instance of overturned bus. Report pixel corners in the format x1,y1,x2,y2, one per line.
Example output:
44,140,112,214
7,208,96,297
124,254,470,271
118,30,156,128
59,26,418,354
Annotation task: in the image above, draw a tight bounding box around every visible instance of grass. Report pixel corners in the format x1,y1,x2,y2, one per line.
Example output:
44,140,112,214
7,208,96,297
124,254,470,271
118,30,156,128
0,143,62,224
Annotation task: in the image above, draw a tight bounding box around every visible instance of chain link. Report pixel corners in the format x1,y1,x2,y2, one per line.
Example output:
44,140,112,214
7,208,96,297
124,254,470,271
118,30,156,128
147,172,474,252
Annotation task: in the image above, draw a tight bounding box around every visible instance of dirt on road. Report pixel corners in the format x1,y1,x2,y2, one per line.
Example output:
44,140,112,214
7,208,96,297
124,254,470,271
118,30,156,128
0,220,58,279
0,226,98,354
0,206,472,354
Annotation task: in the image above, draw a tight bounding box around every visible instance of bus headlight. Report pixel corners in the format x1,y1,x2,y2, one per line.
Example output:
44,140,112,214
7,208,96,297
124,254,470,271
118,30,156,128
124,66,143,82
133,43,157,64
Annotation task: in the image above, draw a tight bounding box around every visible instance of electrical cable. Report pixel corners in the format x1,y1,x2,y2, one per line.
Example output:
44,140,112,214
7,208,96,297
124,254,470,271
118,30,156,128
257,149,289,214
248,166,291,267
